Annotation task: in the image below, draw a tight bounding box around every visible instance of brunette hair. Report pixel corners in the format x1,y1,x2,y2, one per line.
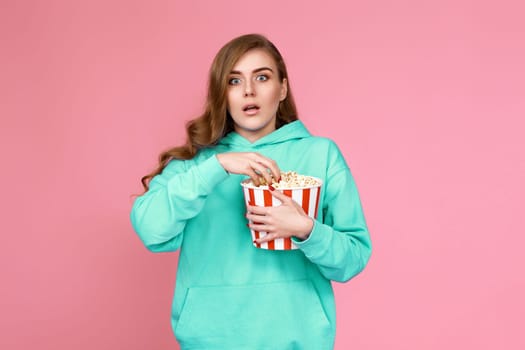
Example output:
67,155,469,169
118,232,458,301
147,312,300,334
140,33,298,191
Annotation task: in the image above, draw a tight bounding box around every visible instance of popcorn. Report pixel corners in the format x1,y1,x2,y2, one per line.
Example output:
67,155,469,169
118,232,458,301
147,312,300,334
246,171,321,189
272,171,320,189
241,171,323,250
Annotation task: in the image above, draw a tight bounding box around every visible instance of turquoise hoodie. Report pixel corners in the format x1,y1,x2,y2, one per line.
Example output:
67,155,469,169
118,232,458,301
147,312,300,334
131,121,372,349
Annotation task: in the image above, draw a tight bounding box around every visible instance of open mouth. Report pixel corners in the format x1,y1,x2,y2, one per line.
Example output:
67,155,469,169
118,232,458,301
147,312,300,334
243,104,260,112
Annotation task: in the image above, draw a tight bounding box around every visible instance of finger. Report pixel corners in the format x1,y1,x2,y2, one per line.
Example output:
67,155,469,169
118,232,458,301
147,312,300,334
249,161,274,185
262,159,281,183
246,205,268,215
249,222,273,233
246,212,269,223
268,188,292,203
255,233,279,244
251,154,280,183
244,167,263,186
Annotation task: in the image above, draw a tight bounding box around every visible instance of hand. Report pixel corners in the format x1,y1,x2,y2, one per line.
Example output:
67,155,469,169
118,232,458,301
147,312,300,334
216,152,280,186
246,186,314,243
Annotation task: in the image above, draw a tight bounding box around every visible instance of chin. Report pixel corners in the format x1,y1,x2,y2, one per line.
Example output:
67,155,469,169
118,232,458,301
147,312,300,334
236,119,265,129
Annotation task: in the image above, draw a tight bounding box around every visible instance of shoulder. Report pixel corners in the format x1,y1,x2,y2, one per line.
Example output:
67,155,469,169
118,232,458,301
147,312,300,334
303,135,345,157
296,134,336,148
305,136,350,175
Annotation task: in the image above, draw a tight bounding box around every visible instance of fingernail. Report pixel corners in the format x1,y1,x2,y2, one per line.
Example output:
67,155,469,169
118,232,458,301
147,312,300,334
253,240,257,244
246,223,250,227
269,184,275,191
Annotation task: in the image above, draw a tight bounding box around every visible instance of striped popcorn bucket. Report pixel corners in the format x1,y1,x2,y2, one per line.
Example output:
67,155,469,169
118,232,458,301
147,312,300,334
241,178,322,250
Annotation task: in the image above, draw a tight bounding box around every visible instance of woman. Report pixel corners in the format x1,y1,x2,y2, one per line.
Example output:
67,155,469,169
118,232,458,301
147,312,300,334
131,33,372,349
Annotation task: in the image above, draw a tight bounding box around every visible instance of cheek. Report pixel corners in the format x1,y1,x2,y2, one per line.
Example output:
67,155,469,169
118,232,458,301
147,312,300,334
226,93,235,110
227,90,242,107
261,86,282,103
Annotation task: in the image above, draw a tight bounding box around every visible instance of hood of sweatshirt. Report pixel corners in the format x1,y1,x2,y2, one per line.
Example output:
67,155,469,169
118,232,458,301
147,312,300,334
218,120,311,148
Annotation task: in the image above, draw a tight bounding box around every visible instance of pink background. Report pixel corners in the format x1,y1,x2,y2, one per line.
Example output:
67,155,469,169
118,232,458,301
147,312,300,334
1,0,524,349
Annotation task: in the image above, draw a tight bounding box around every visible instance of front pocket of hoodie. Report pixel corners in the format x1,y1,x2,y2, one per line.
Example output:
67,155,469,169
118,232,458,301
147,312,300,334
174,279,332,349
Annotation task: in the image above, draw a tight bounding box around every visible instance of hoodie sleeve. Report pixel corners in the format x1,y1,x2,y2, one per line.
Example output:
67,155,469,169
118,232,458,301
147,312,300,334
292,142,372,283
130,154,229,253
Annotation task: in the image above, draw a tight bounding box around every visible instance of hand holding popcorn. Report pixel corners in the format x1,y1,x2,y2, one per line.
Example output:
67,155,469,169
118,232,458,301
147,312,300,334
241,171,322,250
246,186,314,242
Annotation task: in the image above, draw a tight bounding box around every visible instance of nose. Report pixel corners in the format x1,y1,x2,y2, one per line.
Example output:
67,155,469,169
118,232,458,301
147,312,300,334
243,80,255,97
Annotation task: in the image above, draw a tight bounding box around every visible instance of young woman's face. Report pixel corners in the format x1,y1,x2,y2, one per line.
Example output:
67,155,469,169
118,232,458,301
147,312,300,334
227,49,287,142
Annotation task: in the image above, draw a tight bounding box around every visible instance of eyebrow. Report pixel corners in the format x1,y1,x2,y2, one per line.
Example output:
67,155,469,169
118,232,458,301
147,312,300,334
229,67,274,75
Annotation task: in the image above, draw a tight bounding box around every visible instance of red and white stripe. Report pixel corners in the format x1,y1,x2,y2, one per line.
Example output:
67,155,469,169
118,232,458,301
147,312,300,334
243,186,321,250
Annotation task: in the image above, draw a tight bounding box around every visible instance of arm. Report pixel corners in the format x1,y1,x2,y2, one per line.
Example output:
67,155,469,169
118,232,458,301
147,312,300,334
292,166,372,282
130,152,280,253
246,141,372,282
130,155,229,253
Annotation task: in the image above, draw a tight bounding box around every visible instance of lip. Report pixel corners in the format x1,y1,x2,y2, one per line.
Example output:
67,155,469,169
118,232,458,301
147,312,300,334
242,104,260,116
242,103,260,111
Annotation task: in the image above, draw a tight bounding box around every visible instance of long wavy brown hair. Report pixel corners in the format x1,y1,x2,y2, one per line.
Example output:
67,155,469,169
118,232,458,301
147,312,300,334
141,33,299,191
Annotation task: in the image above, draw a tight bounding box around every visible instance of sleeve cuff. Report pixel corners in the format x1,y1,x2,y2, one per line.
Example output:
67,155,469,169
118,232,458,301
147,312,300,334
292,220,331,254
194,154,229,192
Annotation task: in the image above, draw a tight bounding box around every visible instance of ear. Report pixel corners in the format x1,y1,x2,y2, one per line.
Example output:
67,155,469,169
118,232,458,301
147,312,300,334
279,78,288,101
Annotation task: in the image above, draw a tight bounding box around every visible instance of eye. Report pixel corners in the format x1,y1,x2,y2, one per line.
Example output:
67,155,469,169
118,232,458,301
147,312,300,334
228,77,242,85
256,75,268,81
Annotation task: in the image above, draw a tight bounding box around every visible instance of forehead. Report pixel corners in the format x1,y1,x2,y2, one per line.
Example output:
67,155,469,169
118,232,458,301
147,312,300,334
231,49,277,72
